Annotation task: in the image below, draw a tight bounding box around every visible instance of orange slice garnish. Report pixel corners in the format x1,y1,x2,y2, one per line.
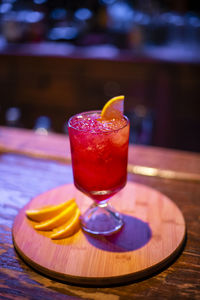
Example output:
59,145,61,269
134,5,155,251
50,208,81,239
34,202,77,231
26,198,76,222
101,95,124,120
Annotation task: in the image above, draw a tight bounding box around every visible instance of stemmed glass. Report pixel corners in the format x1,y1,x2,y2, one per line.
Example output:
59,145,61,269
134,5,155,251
68,110,130,235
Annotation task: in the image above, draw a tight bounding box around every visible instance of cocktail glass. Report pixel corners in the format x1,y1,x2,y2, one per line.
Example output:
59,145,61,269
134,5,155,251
68,110,130,235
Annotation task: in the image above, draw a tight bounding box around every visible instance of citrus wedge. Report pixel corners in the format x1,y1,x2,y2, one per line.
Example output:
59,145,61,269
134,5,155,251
50,208,81,239
26,198,76,222
101,95,124,120
34,202,77,231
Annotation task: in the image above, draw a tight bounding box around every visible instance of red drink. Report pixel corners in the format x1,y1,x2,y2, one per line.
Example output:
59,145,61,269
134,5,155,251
68,111,130,203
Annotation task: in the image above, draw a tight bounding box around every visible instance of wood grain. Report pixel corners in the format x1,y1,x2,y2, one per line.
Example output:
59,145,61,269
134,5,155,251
1,126,200,182
0,127,200,299
12,182,186,286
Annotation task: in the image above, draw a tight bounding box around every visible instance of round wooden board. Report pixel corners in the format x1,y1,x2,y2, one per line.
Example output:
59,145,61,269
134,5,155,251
12,182,186,286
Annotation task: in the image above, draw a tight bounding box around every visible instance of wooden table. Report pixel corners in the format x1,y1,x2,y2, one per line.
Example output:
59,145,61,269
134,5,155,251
0,126,200,299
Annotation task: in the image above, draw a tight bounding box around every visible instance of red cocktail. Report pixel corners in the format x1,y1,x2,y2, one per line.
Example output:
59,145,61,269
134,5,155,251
68,110,129,235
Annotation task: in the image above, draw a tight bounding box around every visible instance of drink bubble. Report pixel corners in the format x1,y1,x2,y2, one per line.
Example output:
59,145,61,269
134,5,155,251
69,112,127,133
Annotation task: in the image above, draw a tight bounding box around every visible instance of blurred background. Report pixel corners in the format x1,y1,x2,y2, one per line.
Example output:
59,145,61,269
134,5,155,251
0,0,199,152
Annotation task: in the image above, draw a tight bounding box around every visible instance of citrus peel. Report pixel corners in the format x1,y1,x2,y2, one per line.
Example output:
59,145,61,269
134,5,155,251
100,95,124,120
34,202,77,231
50,208,81,239
26,198,81,239
26,198,75,222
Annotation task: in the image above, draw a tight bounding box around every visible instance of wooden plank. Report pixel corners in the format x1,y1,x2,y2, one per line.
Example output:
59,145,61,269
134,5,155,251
0,143,199,298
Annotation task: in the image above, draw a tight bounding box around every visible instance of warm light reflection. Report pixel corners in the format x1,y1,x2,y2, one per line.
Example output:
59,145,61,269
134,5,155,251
131,165,158,177
127,164,200,182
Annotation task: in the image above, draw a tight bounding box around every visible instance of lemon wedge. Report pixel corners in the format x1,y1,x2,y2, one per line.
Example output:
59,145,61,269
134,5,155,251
34,202,77,231
26,198,75,222
101,95,124,120
50,208,81,239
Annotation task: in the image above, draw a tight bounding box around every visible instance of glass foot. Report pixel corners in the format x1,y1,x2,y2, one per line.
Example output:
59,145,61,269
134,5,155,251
80,203,124,235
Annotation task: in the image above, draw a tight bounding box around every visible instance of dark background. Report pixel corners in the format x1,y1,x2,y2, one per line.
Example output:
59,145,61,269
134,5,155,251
0,0,199,152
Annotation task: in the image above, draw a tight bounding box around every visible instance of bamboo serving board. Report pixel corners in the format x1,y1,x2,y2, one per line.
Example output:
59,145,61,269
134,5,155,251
12,182,186,286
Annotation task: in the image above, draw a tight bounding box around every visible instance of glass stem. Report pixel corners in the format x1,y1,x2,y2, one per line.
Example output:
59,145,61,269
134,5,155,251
98,202,108,208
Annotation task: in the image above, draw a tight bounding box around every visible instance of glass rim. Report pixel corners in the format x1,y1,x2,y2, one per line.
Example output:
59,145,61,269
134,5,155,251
67,110,129,133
